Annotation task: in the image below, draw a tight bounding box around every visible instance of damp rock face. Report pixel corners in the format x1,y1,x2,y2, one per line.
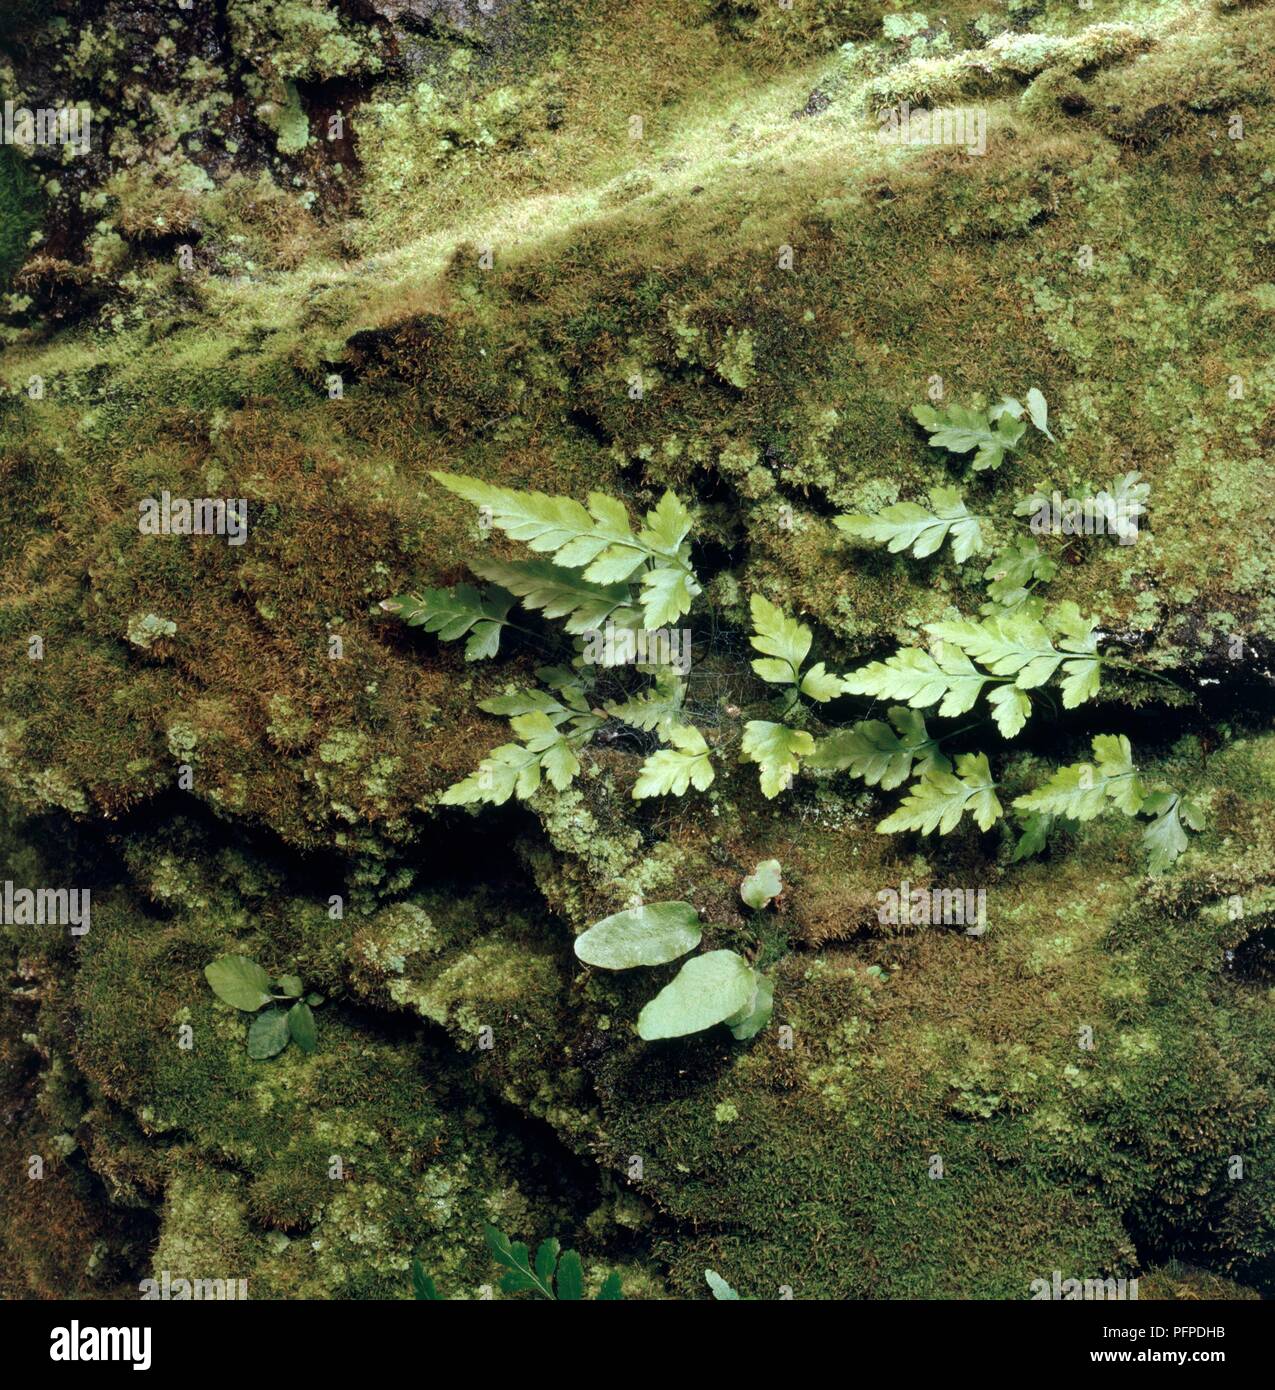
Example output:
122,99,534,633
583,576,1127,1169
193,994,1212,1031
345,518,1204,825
1,1,1274,1298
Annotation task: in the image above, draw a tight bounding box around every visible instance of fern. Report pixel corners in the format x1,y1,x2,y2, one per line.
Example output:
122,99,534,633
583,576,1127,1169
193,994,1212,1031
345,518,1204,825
1014,733,1143,820
1012,735,1204,871
738,596,848,797
741,720,815,799
912,388,1053,472
439,716,590,806
477,665,591,721
986,684,1032,737
747,594,845,703
846,601,1103,738
877,752,1003,835
982,536,1058,609
928,602,1101,702
842,644,990,718
1010,811,1059,861
1015,470,1149,544
1096,470,1151,541
912,401,1026,472
441,673,604,806
401,477,722,804
1141,790,1206,874
632,723,714,799
432,472,699,627
1005,387,1054,441
413,1225,623,1300
381,583,514,661
808,706,950,789
467,555,639,633
835,485,984,563
604,668,685,735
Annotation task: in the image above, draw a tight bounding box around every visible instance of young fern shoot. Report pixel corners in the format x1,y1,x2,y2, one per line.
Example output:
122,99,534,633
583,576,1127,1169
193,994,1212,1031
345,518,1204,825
741,594,848,798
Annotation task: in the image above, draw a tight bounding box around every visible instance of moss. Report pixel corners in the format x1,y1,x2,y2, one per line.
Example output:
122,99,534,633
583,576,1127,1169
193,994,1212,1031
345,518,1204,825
587,738,1275,1296
225,0,386,84
0,146,41,290
35,827,628,1297
1,0,1273,1300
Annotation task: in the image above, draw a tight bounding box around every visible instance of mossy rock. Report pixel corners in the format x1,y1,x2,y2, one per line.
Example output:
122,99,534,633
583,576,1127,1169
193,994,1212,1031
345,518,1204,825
0,0,1272,1300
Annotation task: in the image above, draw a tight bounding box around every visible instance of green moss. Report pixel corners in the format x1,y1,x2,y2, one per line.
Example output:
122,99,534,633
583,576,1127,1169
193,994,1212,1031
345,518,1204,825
0,146,40,289
1,0,1272,1301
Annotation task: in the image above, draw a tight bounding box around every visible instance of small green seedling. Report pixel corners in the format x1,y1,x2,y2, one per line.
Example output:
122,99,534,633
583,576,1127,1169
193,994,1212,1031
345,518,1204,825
204,954,324,1059
740,859,782,911
574,901,773,1041
411,1225,623,1300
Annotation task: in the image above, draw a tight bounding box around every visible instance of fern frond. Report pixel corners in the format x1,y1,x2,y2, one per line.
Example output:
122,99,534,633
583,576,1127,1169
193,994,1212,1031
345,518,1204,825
605,669,685,734
741,720,815,798
432,473,698,627
913,402,1026,472
877,752,1003,835
1013,734,1144,821
381,583,513,661
468,556,638,633
842,644,988,716
835,486,984,562
632,723,714,799
808,706,950,789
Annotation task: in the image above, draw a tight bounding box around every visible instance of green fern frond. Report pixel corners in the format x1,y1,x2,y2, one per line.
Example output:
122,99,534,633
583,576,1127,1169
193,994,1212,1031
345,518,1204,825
835,486,984,562
432,472,698,627
605,669,685,734
468,556,638,633
912,401,1026,472
808,706,950,789
381,583,514,661
632,723,714,799
842,644,988,717
741,720,815,798
877,752,1003,835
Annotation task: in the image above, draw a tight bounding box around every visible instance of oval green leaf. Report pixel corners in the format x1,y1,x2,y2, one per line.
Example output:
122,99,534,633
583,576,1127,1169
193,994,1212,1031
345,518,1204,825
574,901,702,971
205,955,272,1011
247,1008,290,1060
740,859,782,910
637,950,755,1040
275,974,304,998
287,1000,317,1053
725,973,774,1041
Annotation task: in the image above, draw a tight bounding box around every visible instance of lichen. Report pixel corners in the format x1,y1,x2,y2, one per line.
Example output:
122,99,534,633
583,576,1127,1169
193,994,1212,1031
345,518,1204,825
0,0,1272,1303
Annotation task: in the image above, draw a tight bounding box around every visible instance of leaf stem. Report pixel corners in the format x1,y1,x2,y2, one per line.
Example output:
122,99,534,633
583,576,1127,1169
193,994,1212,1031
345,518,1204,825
937,718,992,744
1100,656,1196,702
776,687,803,722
